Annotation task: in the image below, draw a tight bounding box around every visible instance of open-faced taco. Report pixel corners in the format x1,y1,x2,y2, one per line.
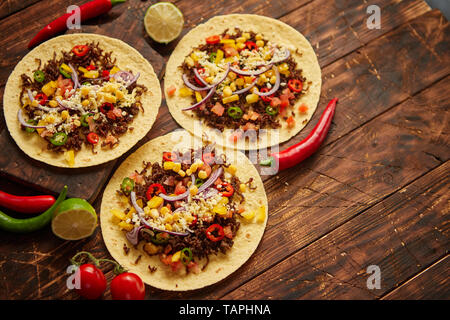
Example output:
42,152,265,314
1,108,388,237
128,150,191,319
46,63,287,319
100,131,267,291
4,34,161,167
165,14,321,150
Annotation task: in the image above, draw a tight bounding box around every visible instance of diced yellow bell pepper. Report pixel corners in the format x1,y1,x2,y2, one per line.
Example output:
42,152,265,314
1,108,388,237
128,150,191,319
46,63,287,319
222,86,232,97
84,70,99,79
215,49,224,64
78,66,88,73
239,183,246,193
240,210,255,221
235,78,245,87
220,39,235,45
179,87,193,97
256,205,266,223
222,94,239,104
60,63,72,74
172,162,181,173
195,91,203,103
246,93,259,104
160,206,170,216
118,221,134,231
225,164,237,175
213,204,228,216
61,110,69,120
190,185,198,196
147,196,163,209
110,66,120,75
111,209,127,221
172,251,181,262
41,81,57,97
64,150,75,167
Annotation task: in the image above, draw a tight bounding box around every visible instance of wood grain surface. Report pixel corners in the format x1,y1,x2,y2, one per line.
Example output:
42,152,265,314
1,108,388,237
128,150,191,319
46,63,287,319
0,0,448,300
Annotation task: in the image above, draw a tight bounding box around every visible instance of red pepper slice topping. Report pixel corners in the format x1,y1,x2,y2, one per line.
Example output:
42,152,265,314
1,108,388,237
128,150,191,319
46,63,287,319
34,93,48,105
245,41,257,51
99,102,114,114
190,214,198,227
288,79,303,92
102,70,110,78
215,182,234,197
72,45,90,57
87,132,99,145
259,88,273,103
205,35,220,44
163,152,177,162
86,65,96,71
205,224,225,242
146,183,167,200
202,152,215,165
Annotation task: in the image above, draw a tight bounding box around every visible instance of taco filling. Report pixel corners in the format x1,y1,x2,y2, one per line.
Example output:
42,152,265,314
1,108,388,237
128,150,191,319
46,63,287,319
111,146,265,275
18,42,147,166
174,27,310,134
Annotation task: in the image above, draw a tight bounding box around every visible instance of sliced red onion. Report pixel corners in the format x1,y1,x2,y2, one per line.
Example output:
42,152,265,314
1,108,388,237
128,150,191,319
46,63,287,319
27,89,57,112
159,175,196,201
193,68,210,87
182,74,211,91
125,72,140,88
197,167,223,194
68,63,80,90
130,191,189,237
232,77,257,95
255,68,280,97
17,109,47,129
126,225,144,246
230,64,272,76
182,86,216,111
113,71,133,82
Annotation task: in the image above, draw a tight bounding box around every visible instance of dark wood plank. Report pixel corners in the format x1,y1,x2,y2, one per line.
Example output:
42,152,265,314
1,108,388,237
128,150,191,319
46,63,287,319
0,0,41,19
222,161,449,299
382,255,450,300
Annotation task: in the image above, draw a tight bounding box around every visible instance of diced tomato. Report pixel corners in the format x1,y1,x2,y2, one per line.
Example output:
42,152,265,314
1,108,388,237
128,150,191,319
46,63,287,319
200,163,211,177
223,225,233,239
270,97,281,107
205,35,220,44
166,85,176,97
211,102,224,116
159,254,172,266
57,75,74,98
129,172,144,185
298,104,309,113
280,96,290,113
106,110,116,120
170,261,184,273
174,181,187,195
214,177,222,186
112,107,123,118
223,46,238,57
187,261,201,274
249,111,260,121
242,122,257,131
163,176,176,187
104,134,118,146
281,88,295,100
286,116,295,128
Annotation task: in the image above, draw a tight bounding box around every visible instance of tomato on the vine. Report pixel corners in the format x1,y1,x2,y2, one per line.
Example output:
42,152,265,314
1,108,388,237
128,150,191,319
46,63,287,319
75,263,107,300
110,272,145,300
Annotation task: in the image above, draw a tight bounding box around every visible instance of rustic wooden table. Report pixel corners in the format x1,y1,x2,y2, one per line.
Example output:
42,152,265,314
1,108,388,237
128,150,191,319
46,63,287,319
0,0,448,300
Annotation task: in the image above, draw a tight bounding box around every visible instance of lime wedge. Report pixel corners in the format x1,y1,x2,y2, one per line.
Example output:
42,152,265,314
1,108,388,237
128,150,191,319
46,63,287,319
51,198,97,240
144,2,184,43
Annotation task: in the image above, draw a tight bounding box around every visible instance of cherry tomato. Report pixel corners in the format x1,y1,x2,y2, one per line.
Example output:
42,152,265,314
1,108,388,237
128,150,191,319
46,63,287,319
75,264,107,300
205,35,220,44
259,88,273,103
57,75,74,97
110,272,145,300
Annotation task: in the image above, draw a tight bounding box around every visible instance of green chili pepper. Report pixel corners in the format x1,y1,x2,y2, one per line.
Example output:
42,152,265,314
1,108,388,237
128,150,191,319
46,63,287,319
33,70,45,83
151,232,170,245
25,119,37,133
59,65,72,78
82,82,91,86
121,177,134,195
0,186,67,233
265,106,278,116
50,132,68,146
180,247,193,265
209,52,217,63
195,178,204,188
227,106,243,119
80,113,94,127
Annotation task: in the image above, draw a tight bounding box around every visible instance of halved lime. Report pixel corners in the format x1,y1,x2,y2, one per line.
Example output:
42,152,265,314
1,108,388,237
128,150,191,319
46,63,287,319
51,198,97,240
144,2,184,43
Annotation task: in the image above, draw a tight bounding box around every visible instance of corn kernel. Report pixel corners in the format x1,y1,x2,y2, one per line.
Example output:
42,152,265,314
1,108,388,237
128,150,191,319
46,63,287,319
278,62,289,72
190,51,199,62
241,210,255,221
137,199,143,207
219,197,229,205
165,224,173,231
228,72,237,81
244,76,254,84
120,195,129,206
172,162,181,173
256,205,266,223
198,170,208,180
48,100,58,108
239,183,246,193
41,81,57,96
190,185,198,196
246,93,259,104
45,115,55,124
255,34,263,41
164,161,175,170
186,168,192,176
220,39,235,45
222,94,239,104
172,251,181,262
213,204,228,216
160,206,170,216
226,164,237,175
172,212,180,221
270,75,277,84
178,87,193,97
205,76,214,84
148,196,163,209
230,82,237,92
81,99,90,107
235,78,245,87
256,40,264,47
222,86,232,97
64,150,75,167
236,42,246,50
242,32,250,39
118,221,134,231
236,37,246,43
178,170,186,177
73,119,81,127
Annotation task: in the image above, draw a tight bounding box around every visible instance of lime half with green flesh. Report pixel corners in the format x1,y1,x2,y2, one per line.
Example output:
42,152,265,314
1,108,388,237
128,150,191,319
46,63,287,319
52,198,97,240
144,2,184,43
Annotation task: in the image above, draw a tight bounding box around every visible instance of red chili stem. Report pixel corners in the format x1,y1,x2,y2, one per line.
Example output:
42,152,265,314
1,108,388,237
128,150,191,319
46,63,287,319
28,0,126,49
0,190,56,214
260,98,338,171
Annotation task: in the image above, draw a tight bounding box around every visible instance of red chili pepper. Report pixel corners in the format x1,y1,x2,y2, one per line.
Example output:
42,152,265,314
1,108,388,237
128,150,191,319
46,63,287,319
260,98,338,171
205,35,220,45
205,224,225,242
27,0,127,49
34,93,48,105
245,41,257,51
259,88,273,102
215,182,234,197
99,102,114,114
288,79,303,92
87,132,99,144
86,64,96,71
190,214,198,227
72,45,90,57
146,184,167,201
202,152,215,165
0,190,55,214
